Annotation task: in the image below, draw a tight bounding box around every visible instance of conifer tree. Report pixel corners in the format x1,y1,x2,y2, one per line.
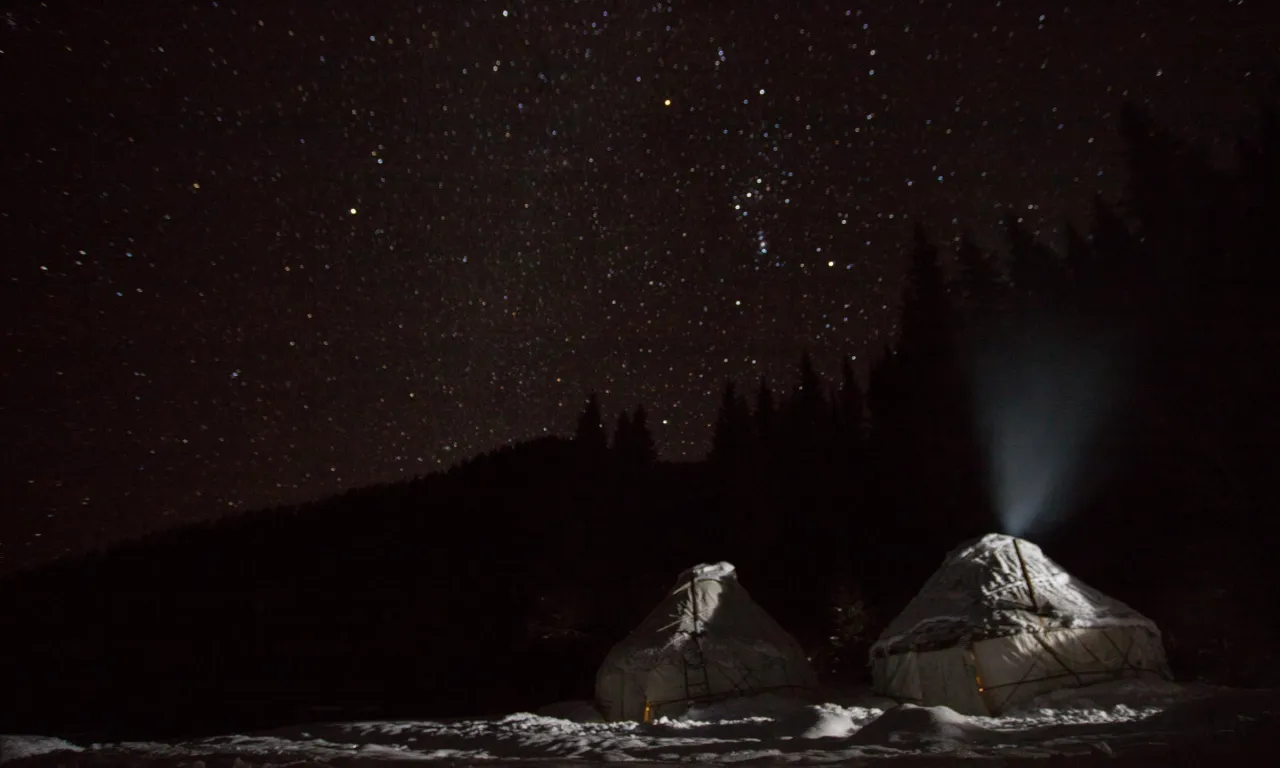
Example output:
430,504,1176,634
954,231,1004,324
710,379,752,465
1003,212,1066,310
1115,101,1216,311
798,350,823,401
1087,195,1143,316
611,409,633,455
574,393,608,455
754,376,776,451
874,226,990,561
837,355,866,454
789,350,827,455
628,405,657,467
1062,219,1098,312
899,224,954,367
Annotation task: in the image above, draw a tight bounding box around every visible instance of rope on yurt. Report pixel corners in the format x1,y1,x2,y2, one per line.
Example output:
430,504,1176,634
1012,538,1042,615
1011,538,1083,699
681,574,712,703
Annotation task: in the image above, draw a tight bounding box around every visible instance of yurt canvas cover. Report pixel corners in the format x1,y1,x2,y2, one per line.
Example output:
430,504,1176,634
870,534,1170,716
595,562,818,722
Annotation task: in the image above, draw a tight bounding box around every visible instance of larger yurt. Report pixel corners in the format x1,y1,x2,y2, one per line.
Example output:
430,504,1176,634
870,534,1170,715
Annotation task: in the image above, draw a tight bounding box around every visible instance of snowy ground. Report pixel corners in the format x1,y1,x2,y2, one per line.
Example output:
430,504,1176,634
3,680,1277,767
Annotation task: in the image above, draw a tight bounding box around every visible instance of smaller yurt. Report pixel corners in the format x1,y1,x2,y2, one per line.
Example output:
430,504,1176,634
870,534,1170,715
595,562,818,722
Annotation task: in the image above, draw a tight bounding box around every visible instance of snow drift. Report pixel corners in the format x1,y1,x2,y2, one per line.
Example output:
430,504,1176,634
3,680,1276,766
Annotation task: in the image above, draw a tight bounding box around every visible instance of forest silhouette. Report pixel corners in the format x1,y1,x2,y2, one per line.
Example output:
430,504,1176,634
2,103,1277,741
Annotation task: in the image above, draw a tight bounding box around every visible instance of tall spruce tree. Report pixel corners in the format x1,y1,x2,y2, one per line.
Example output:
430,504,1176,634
899,224,954,367
837,355,866,455
789,350,828,455
1062,219,1101,315
574,393,608,454
954,231,1005,325
754,376,776,452
875,226,990,574
611,409,633,456
1115,101,1219,319
628,405,657,467
1003,212,1066,311
710,379,753,465
1087,195,1144,317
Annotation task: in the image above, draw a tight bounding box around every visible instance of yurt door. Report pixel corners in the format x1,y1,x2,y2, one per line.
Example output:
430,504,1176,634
917,646,990,716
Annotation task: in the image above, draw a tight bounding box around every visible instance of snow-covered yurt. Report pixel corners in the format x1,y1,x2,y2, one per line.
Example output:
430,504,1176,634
595,562,818,722
870,533,1170,716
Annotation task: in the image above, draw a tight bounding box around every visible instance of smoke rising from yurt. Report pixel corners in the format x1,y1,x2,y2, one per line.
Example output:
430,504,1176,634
969,325,1121,538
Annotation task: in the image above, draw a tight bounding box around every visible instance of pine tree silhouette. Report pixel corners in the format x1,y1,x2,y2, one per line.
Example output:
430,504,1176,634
628,405,657,467
1002,212,1066,311
710,379,752,465
798,349,823,399
611,409,633,456
1062,220,1093,288
1087,194,1144,318
574,393,608,455
866,343,900,455
789,350,828,457
754,375,776,453
1061,217,1113,321
1115,100,1217,317
872,225,990,567
899,225,954,367
954,230,1005,326
1118,102,1205,248
837,355,866,456
827,382,842,440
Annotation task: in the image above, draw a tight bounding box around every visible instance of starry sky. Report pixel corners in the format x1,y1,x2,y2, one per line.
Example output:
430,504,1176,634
0,0,1273,570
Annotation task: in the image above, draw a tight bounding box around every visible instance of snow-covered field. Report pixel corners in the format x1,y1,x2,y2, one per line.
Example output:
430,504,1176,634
3,680,1277,767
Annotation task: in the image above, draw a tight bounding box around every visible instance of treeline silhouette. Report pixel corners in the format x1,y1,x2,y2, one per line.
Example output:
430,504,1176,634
2,103,1278,741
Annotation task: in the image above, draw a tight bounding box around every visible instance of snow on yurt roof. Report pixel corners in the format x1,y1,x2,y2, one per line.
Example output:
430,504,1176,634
871,534,1160,657
598,561,810,674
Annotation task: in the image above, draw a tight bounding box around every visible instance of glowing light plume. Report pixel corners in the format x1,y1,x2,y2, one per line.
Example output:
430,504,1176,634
971,326,1120,538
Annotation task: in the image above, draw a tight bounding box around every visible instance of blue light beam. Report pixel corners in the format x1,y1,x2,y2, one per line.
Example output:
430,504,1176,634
971,325,1121,539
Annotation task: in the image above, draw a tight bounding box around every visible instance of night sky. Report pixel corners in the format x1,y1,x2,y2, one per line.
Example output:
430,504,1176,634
1,0,1272,570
